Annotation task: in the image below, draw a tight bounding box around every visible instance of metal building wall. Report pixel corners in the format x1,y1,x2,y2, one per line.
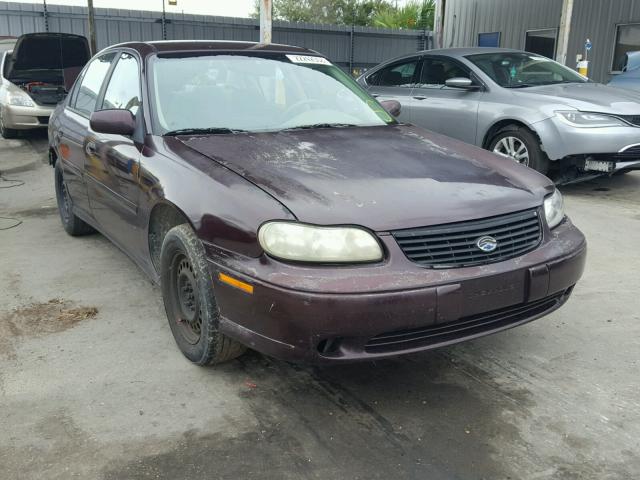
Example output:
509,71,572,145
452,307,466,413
442,0,562,51
0,1,429,73
568,0,640,83
442,0,640,83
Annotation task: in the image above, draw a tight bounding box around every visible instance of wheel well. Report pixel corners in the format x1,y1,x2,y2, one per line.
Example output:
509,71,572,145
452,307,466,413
148,202,191,271
482,120,533,149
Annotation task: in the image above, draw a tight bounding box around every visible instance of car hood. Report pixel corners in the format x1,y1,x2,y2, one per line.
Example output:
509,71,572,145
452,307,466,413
177,124,552,231
519,82,640,113
5,33,90,87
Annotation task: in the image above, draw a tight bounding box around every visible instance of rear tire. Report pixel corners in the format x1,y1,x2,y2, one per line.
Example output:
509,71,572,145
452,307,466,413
54,162,96,236
489,125,549,175
160,224,246,366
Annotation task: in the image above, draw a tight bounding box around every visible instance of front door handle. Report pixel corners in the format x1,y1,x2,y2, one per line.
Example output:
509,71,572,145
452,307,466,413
371,93,380,98
85,141,97,156
413,95,428,100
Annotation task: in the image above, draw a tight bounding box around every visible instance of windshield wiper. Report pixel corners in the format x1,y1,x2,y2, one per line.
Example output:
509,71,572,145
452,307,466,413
163,127,247,136
504,83,537,89
280,123,358,131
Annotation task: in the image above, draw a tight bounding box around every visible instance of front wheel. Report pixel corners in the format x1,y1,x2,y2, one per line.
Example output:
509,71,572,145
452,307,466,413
160,224,246,366
0,110,18,139
489,126,549,175
54,162,95,236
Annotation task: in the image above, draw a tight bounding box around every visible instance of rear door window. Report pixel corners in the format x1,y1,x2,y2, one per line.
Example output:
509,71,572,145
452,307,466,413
72,52,116,117
100,53,141,115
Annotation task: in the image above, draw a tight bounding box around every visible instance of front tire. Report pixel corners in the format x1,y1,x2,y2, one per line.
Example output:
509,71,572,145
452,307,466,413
489,126,549,175
54,162,95,236
160,224,246,366
0,110,18,139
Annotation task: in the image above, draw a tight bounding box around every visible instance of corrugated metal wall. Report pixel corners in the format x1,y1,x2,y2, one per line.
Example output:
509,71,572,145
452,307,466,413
442,0,562,51
442,0,640,83
0,1,430,74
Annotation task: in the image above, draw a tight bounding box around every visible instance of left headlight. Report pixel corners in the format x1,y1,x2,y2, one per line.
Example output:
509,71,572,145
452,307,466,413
544,189,564,229
7,90,35,107
555,111,627,128
258,221,383,263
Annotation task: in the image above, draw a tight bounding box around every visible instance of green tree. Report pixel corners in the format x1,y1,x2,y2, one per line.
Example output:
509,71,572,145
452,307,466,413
372,0,434,30
251,0,431,29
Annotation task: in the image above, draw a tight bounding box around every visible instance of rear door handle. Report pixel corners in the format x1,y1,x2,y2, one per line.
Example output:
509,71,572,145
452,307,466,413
413,95,428,100
371,93,380,98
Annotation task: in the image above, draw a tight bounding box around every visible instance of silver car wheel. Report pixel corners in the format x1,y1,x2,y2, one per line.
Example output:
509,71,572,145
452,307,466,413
493,136,530,166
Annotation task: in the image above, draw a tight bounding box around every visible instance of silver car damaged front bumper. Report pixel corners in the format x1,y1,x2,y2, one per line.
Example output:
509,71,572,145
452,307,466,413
533,116,640,173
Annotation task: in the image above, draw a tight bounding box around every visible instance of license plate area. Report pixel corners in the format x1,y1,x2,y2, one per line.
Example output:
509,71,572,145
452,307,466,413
584,159,614,173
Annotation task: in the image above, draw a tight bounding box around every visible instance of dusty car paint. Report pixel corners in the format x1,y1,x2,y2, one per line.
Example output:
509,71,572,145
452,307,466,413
49,41,586,364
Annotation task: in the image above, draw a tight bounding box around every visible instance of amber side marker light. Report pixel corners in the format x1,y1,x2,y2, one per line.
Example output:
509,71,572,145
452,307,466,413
218,272,254,294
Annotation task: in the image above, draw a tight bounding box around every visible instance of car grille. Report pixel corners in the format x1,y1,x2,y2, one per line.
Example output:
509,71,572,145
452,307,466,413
392,209,542,268
364,290,568,353
620,115,640,127
614,145,640,160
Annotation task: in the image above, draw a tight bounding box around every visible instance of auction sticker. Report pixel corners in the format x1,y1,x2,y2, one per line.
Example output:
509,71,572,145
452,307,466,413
286,54,332,65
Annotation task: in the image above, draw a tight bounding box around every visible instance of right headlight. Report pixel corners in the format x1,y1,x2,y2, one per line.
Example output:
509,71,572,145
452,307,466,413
555,111,627,128
544,189,565,229
258,221,383,263
7,90,35,107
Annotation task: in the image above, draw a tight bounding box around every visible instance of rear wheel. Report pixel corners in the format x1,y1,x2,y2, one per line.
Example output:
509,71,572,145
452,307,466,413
54,162,95,236
489,126,549,175
160,224,246,366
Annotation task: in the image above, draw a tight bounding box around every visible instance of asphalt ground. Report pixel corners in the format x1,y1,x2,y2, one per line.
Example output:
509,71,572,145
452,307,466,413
1,131,639,479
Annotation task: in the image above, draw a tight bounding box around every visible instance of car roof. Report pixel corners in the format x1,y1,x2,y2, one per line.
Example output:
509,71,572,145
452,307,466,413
424,47,525,58
100,40,320,58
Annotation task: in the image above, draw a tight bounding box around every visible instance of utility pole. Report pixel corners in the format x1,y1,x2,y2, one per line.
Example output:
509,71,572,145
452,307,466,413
433,0,444,49
87,0,97,55
556,0,574,65
161,0,166,40
260,0,272,44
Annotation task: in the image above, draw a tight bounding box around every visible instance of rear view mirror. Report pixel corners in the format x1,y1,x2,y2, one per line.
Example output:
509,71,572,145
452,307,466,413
90,109,135,136
380,99,402,117
445,77,476,89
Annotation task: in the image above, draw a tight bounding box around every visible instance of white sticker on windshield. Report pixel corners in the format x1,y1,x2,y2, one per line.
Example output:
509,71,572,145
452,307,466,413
286,54,332,65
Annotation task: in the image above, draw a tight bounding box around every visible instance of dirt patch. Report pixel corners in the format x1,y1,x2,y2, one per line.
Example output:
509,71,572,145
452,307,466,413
0,298,98,357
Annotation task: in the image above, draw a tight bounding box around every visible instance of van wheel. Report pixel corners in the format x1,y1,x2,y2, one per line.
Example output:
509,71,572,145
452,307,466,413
489,126,549,175
54,162,95,236
160,224,246,366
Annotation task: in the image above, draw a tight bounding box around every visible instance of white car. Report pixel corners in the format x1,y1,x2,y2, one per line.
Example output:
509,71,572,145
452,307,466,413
0,33,89,138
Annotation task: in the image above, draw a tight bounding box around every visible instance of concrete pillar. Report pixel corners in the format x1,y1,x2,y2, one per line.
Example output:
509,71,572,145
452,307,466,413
556,0,574,65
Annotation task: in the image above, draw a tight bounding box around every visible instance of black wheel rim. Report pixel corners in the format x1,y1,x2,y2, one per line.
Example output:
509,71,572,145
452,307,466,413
58,174,72,224
171,254,202,345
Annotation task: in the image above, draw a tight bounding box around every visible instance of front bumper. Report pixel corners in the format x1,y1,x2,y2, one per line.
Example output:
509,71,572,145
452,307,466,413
535,116,640,162
1,103,53,129
206,219,586,364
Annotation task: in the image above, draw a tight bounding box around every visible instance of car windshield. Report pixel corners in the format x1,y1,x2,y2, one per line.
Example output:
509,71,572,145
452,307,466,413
149,53,394,134
466,52,587,88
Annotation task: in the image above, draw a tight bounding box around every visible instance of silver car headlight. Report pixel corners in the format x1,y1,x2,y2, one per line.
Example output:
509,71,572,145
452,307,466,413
7,90,35,107
544,190,564,229
555,111,627,128
258,221,383,263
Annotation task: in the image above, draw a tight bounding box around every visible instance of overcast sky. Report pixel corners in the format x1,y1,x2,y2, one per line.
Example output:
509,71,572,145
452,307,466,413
21,0,257,17
20,0,414,18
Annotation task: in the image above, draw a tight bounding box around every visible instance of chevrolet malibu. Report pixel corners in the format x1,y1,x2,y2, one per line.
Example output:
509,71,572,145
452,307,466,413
49,41,586,366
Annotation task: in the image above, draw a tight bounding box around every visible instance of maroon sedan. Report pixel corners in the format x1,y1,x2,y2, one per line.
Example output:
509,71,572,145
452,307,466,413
48,41,586,365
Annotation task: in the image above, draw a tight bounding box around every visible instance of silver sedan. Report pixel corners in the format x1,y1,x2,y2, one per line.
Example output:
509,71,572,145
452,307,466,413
358,48,640,179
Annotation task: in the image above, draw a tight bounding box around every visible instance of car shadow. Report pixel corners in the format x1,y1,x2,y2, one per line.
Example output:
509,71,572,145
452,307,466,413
559,171,640,199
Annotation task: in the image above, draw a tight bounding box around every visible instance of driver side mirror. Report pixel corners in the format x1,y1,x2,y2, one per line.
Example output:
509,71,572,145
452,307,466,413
445,77,478,89
380,99,402,117
90,109,135,136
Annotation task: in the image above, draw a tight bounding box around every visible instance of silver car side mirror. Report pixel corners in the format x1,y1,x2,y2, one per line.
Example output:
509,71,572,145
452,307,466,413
445,77,476,89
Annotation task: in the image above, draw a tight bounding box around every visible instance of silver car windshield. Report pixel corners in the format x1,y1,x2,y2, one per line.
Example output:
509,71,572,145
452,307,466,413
466,52,587,88
149,54,393,134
